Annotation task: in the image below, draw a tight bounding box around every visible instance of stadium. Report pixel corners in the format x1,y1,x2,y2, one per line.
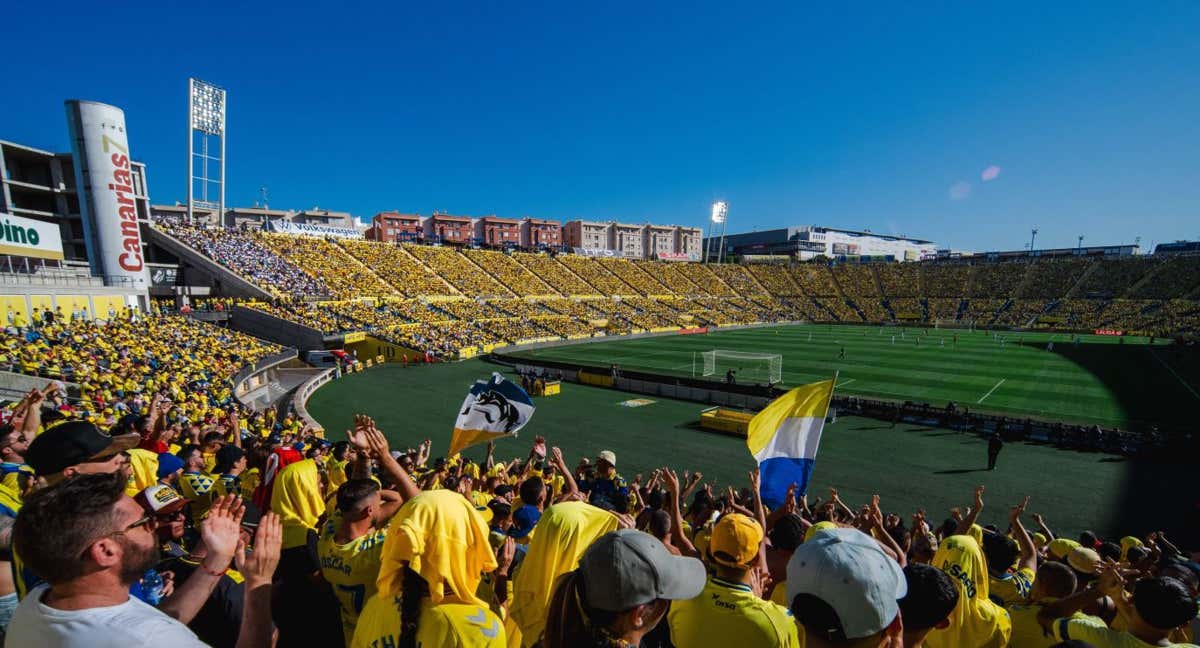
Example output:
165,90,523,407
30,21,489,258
2,13,1200,646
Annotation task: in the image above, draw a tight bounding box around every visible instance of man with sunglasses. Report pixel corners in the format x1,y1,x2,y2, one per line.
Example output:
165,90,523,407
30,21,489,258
5,420,140,602
8,472,283,647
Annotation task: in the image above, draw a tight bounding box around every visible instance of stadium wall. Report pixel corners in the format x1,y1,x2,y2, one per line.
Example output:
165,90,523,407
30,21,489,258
230,305,328,352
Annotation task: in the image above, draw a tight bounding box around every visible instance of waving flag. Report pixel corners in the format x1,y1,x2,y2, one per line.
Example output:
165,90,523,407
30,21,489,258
449,373,536,455
747,377,836,509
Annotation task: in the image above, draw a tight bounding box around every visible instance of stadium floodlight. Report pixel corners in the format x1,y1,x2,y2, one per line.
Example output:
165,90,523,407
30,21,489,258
711,201,727,224
706,200,729,264
187,78,227,226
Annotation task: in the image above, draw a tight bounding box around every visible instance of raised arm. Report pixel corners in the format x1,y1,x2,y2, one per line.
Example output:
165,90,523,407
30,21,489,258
363,421,420,502
662,468,698,558
1009,496,1037,573
1032,513,1055,542
236,511,283,648
954,485,985,536
159,495,245,623
549,447,579,501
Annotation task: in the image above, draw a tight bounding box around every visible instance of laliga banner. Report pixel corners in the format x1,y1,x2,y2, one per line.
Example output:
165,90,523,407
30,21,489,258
65,100,149,290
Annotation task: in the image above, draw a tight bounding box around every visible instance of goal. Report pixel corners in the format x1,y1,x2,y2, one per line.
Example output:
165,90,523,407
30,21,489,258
698,350,782,385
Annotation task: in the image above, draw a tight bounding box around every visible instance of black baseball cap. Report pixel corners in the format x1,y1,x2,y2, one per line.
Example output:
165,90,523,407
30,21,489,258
25,420,140,477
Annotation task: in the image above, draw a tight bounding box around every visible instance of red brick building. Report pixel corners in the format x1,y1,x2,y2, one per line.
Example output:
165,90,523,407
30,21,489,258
369,212,423,243
475,216,522,247
425,213,473,244
521,218,562,249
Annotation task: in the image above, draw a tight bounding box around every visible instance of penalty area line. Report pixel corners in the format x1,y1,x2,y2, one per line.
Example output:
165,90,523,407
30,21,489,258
835,378,856,388
977,378,1006,404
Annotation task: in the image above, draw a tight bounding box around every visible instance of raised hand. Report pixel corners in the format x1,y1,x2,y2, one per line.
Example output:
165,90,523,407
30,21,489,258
830,487,841,503
363,424,391,459
973,485,985,511
1009,495,1030,523
241,512,282,588
201,494,246,563
662,468,680,497
749,468,761,494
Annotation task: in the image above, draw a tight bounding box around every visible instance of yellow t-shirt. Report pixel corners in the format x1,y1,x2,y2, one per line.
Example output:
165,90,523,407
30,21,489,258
351,594,506,648
317,514,389,646
1007,601,1097,648
668,576,801,648
989,567,1035,605
1051,614,1198,648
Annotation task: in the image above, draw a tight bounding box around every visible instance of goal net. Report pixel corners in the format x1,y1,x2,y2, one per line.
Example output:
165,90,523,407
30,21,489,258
699,350,782,385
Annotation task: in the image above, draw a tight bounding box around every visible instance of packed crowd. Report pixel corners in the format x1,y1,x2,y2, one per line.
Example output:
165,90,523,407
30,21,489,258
1,408,1195,648
404,245,513,298
0,312,282,429
164,227,1200,338
160,224,329,297
338,240,457,298
255,234,398,300
598,258,672,296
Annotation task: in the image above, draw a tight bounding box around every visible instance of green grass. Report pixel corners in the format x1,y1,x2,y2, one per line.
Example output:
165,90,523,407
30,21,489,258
506,324,1198,431
307,360,1196,546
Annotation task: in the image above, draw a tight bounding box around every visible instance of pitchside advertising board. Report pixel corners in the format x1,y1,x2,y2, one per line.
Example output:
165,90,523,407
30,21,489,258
65,100,149,290
0,212,65,260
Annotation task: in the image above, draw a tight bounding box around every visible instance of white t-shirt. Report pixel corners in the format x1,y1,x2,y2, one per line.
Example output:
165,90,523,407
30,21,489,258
7,584,209,647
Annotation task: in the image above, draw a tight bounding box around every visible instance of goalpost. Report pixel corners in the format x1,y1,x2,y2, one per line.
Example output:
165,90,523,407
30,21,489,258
696,349,783,384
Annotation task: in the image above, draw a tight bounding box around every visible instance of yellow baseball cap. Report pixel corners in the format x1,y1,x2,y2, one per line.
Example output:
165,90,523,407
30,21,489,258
1048,538,1081,560
709,513,763,568
805,520,839,543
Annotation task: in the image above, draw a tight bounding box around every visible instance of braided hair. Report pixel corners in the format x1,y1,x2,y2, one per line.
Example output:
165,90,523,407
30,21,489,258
398,565,429,648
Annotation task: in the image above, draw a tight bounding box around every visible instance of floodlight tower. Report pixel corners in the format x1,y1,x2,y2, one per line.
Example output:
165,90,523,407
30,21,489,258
187,78,226,226
1029,227,1038,255
706,201,728,264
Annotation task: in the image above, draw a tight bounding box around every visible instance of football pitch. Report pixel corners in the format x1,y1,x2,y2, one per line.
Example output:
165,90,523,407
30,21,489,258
506,323,1199,431
306,360,1197,545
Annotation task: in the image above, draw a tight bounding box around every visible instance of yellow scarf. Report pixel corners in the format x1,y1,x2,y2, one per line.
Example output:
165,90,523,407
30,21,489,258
270,459,325,549
377,490,496,607
925,535,1012,648
509,501,619,647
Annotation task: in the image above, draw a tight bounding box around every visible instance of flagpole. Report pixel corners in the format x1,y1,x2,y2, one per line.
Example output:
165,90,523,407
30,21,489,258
824,370,839,420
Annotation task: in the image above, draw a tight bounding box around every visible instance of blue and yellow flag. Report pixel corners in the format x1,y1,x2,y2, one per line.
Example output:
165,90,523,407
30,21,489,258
747,378,835,509
449,373,536,456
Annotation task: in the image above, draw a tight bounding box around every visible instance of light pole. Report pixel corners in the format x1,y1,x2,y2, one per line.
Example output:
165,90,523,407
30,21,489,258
1029,228,1038,255
708,201,727,264
1077,235,1083,253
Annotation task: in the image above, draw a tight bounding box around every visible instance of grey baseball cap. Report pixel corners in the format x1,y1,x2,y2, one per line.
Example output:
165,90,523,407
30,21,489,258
578,529,706,612
787,527,907,640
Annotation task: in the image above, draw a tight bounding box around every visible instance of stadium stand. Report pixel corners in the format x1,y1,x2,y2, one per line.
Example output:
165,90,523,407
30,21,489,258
970,262,1029,298
789,264,839,296
160,224,329,297
403,244,514,297
633,260,702,295
1129,254,1200,299
831,264,880,298
257,232,397,299
1017,258,1093,299
339,239,457,297
675,263,737,296
555,254,636,296
709,263,768,296
511,252,595,295
597,257,671,296
875,263,922,298
1071,256,1159,298
923,262,972,297
745,263,803,296
462,248,558,297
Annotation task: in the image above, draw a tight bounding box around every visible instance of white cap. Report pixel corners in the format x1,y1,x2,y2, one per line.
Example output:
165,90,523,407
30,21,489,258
597,450,616,467
786,527,907,640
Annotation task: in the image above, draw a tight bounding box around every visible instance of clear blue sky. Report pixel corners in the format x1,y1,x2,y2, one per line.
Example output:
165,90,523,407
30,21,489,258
2,2,1197,251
